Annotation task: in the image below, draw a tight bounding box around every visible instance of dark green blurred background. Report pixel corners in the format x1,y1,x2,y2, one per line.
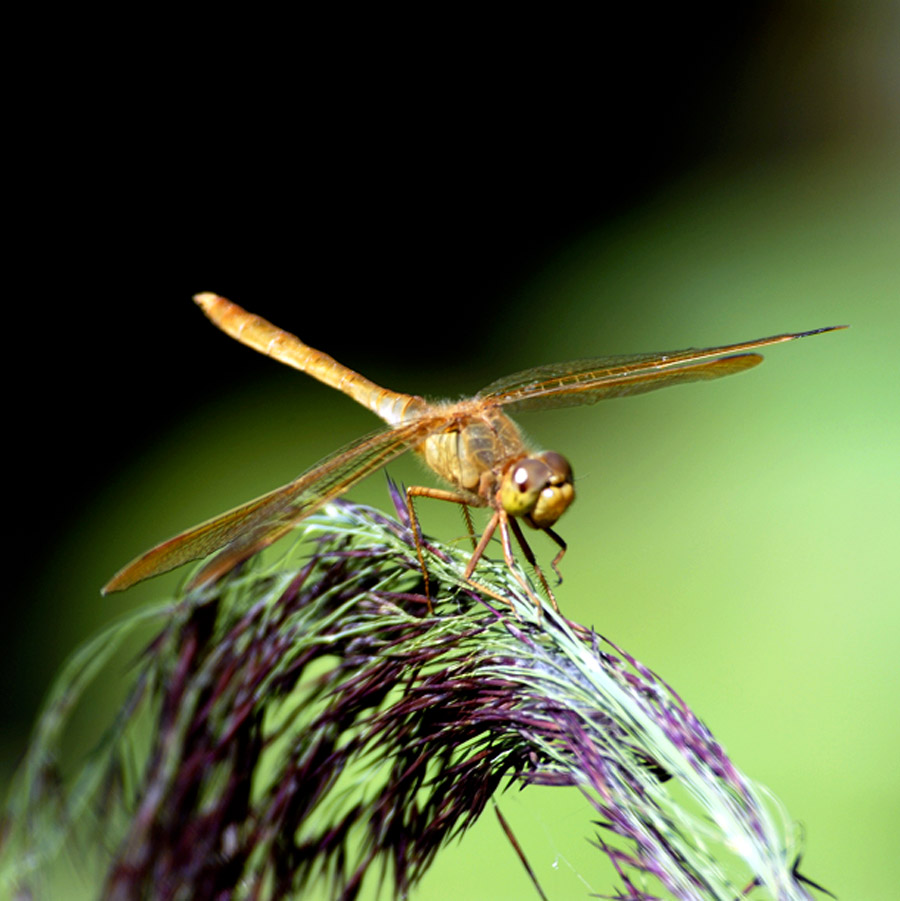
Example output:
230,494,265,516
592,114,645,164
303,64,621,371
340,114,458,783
7,5,899,898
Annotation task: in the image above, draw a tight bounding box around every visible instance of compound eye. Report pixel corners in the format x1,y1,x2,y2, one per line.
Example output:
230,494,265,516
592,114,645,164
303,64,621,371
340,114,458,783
538,451,573,485
528,451,575,528
512,459,548,492
499,458,551,518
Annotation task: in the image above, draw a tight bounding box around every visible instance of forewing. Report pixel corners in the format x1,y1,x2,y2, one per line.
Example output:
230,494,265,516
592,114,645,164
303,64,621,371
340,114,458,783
477,327,843,413
102,415,442,593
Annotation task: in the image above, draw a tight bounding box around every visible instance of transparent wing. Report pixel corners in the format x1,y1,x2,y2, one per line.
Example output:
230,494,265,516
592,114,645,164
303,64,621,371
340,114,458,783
103,415,444,593
477,327,844,413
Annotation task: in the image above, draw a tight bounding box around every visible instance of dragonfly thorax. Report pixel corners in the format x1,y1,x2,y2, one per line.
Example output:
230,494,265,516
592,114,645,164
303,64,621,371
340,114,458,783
499,451,575,529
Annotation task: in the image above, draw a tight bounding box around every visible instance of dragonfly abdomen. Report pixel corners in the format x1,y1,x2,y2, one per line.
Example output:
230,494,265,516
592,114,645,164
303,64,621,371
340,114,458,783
194,292,424,425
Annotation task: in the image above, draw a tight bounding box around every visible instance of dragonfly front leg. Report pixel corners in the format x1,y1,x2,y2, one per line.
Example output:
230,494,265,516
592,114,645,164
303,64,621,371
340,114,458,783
508,518,560,613
542,526,567,585
494,513,553,620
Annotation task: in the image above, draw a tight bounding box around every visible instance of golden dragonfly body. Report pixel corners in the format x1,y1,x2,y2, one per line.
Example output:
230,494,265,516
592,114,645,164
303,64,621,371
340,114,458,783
103,293,842,600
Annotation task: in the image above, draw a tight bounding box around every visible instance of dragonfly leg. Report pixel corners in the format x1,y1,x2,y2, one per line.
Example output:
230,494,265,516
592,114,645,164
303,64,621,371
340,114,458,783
509,518,560,612
463,510,499,580
461,503,478,550
405,489,546,619
542,526,568,585
462,512,526,619
406,486,479,613
496,514,550,620
403,500,520,618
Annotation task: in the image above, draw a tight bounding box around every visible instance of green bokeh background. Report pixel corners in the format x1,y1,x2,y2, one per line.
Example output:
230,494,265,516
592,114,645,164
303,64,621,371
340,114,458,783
6,7,899,900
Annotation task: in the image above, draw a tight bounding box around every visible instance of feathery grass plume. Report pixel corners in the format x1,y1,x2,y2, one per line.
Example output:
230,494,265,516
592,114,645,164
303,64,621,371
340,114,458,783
2,480,827,900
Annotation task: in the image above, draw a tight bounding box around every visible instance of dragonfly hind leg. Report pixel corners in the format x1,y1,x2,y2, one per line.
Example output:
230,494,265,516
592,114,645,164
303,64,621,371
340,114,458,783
405,485,481,612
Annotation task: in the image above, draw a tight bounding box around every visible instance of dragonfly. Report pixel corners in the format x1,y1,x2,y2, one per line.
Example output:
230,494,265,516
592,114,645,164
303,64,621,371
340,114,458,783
103,293,844,607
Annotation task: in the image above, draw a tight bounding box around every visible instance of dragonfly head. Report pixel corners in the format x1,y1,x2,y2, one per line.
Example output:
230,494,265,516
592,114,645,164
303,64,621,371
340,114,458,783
499,451,575,529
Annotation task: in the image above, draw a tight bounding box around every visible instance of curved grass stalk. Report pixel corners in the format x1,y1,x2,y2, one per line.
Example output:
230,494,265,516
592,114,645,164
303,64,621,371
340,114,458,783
2,483,826,900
